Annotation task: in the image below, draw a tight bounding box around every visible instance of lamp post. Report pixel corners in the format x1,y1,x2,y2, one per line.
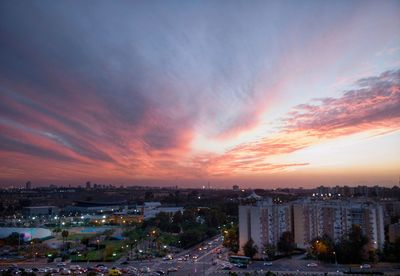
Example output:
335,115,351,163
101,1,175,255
333,251,337,266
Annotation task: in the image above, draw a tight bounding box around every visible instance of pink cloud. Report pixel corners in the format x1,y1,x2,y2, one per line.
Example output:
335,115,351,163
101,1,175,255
199,69,400,177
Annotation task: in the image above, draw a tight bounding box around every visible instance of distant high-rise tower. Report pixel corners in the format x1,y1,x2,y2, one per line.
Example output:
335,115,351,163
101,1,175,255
86,181,91,189
25,181,32,190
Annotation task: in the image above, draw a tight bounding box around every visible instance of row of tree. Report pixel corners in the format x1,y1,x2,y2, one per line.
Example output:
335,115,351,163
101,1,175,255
124,207,228,249
228,225,400,264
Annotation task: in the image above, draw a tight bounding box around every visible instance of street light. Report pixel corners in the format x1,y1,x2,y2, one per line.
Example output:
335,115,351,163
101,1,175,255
315,240,320,263
333,251,337,266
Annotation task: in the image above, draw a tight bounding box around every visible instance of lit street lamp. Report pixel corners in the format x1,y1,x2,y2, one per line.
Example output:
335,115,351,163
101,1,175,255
315,240,320,263
333,251,337,266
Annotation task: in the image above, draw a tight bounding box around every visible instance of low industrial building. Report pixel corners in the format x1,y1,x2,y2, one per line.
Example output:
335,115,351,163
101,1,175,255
22,206,59,217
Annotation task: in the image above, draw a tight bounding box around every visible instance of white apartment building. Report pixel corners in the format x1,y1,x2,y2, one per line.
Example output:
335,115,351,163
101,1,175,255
293,199,385,250
239,198,292,256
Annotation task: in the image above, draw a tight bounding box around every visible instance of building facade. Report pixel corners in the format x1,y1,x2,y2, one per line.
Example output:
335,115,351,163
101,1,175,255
239,198,385,257
293,199,385,250
239,198,292,256
388,222,400,243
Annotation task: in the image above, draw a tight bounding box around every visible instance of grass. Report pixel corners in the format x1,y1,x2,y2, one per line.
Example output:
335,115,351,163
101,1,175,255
70,249,123,262
67,233,96,241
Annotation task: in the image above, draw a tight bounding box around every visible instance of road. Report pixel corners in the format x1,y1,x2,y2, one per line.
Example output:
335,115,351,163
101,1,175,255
1,237,400,275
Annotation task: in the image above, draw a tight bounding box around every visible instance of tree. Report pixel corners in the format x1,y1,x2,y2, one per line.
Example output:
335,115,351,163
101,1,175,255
262,243,277,260
61,230,69,250
310,234,335,262
4,232,24,246
382,237,400,262
104,244,116,259
277,231,295,255
61,230,69,239
81,237,90,247
223,226,239,253
172,211,183,225
243,239,258,259
336,225,368,264
144,191,154,200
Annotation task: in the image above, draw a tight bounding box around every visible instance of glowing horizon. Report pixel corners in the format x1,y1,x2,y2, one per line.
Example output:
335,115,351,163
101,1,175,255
0,1,399,188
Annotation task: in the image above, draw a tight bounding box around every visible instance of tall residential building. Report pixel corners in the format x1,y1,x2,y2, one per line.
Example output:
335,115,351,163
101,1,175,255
239,198,292,256
293,199,385,250
388,222,400,243
25,181,32,190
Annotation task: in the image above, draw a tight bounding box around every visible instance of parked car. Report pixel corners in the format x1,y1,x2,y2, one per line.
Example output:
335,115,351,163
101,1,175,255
108,267,122,275
167,267,178,272
360,264,371,269
140,266,151,273
307,263,318,267
60,268,71,275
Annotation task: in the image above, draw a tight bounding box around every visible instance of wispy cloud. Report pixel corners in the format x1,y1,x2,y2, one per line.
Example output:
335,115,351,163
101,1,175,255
199,69,400,176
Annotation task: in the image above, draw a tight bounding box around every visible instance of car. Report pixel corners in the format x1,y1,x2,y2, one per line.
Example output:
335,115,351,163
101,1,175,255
307,263,318,267
192,255,199,259
120,261,129,265
360,264,371,269
167,267,178,272
96,265,108,272
163,254,173,260
221,266,232,270
60,268,71,275
177,257,183,261
264,262,273,266
140,266,151,273
48,267,60,273
57,262,67,267
99,268,109,273
127,266,138,272
70,265,81,271
88,267,101,272
108,267,122,275
155,270,165,275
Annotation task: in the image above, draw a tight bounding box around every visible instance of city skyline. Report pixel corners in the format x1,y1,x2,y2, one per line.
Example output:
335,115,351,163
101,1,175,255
0,1,399,188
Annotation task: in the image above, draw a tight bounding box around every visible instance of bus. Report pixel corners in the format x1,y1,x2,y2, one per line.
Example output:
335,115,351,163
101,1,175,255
229,255,251,267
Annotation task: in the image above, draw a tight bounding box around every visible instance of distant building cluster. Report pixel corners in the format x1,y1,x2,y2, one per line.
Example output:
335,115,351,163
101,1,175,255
239,195,386,257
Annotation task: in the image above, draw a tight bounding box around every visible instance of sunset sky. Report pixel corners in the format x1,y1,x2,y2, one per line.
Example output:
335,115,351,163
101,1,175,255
0,0,399,188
